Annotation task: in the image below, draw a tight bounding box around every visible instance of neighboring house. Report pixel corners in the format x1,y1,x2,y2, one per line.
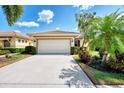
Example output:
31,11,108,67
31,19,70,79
0,31,35,48
28,30,80,54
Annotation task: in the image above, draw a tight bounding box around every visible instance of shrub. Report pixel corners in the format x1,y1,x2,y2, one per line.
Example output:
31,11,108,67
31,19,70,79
101,55,124,73
110,61,124,73
78,48,91,64
71,47,75,55
0,50,10,55
3,47,25,53
0,46,2,50
90,56,102,65
71,47,79,55
5,54,12,58
115,50,124,62
24,46,36,55
108,50,124,73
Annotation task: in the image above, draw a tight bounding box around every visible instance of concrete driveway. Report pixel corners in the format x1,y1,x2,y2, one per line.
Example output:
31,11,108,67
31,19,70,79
0,55,95,88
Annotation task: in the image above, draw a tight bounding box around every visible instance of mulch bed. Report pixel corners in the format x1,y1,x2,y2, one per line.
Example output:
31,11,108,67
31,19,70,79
0,56,17,68
89,62,124,74
0,57,16,63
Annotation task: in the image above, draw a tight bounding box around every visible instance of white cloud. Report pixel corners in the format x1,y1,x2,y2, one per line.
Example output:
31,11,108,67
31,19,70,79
56,27,60,30
73,5,94,10
37,10,54,24
15,21,39,28
14,30,21,33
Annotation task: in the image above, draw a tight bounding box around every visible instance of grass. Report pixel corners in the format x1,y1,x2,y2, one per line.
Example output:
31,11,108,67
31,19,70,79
0,54,32,68
73,55,124,85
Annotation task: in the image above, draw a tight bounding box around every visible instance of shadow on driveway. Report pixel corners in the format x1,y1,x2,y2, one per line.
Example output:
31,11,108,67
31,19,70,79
59,65,95,88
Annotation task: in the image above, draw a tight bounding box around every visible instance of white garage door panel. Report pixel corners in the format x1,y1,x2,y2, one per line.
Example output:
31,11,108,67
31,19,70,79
38,40,70,54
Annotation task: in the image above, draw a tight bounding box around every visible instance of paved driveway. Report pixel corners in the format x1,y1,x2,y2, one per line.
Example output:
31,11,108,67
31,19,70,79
0,55,95,88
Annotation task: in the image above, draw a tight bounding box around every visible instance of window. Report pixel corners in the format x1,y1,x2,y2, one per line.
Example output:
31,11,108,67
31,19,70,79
22,40,24,43
18,39,21,42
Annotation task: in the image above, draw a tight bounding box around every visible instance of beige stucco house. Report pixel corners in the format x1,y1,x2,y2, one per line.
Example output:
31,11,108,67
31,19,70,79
0,31,35,48
28,30,81,54
0,30,82,54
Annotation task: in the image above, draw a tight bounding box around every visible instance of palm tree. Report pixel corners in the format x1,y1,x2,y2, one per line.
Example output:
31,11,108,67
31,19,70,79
89,9,124,62
2,5,23,26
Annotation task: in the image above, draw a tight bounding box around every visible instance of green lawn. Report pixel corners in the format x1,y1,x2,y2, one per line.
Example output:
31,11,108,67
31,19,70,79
0,54,32,68
73,55,124,85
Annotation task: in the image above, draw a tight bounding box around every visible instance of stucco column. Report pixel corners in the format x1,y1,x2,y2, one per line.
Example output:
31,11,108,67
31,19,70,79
10,37,16,47
0,40,3,48
71,38,75,47
36,39,38,53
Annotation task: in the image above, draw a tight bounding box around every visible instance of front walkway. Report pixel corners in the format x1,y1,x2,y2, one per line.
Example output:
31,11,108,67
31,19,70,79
0,55,95,88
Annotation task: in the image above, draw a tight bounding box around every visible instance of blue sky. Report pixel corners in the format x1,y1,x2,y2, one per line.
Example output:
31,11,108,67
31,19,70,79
0,5,123,34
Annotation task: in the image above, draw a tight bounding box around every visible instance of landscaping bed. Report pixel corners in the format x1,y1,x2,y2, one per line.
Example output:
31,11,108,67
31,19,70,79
73,55,124,85
0,54,31,68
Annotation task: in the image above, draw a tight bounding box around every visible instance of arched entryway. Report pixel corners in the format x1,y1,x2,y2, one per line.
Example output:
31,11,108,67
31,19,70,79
3,40,10,47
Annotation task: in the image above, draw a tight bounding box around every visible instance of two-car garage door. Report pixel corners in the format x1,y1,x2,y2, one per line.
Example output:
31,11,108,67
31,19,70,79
38,40,70,54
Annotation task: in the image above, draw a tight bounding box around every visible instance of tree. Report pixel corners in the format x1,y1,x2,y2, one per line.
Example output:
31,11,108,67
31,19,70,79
75,12,100,63
76,12,98,51
2,5,23,26
89,9,124,62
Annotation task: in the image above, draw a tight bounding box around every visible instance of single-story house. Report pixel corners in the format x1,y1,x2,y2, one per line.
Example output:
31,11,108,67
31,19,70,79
0,31,35,48
28,30,81,54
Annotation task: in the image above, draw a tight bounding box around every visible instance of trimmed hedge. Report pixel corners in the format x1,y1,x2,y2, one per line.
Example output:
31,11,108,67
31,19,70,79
0,50,10,55
2,47,25,53
24,46,37,55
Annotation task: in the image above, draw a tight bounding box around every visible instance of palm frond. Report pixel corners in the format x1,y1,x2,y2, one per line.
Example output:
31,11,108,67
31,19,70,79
2,5,23,26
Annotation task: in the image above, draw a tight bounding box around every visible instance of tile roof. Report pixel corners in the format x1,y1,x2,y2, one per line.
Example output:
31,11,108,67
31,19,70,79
28,30,79,36
0,31,34,40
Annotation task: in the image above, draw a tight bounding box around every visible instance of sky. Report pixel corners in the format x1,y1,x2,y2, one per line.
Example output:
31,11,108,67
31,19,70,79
0,5,123,34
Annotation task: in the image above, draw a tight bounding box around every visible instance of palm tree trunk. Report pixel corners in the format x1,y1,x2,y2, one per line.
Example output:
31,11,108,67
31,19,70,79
102,51,109,63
